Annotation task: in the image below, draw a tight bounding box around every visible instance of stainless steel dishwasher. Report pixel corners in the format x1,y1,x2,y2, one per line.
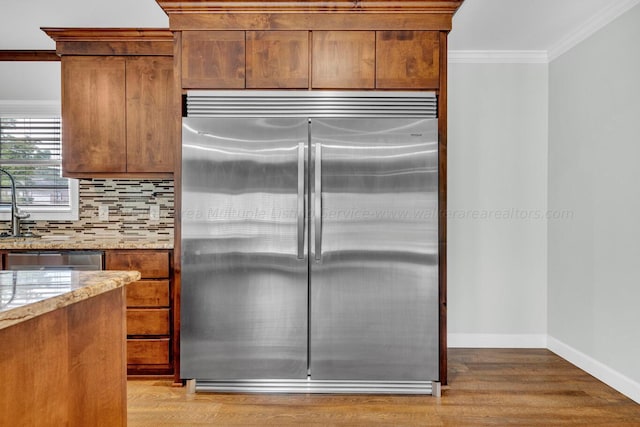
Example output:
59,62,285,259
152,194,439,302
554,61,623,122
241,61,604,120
5,251,104,271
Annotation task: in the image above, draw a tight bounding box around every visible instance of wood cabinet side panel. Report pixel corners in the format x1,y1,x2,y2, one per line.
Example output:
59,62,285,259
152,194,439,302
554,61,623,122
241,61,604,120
246,31,309,88
0,310,69,426
62,56,127,174
312,31,375,89
181,30,245,88
376,31,440,89
67,287,127,427
438,30,448,385
126,56,176,173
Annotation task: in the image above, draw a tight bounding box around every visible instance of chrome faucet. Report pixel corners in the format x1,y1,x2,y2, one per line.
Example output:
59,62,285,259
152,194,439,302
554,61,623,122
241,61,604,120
0,168,30,237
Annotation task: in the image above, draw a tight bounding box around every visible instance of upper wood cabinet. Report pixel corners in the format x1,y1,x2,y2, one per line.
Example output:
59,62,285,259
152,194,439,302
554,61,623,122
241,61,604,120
44,28,175,178
376,31,440,89
179,30,439,90
62,56,127,174
126,56,174,173
181,31,245,89
312,31,375,89
246,31,309,89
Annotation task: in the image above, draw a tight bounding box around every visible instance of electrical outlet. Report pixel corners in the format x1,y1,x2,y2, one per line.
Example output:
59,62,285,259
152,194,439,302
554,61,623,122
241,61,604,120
149,205,160,221
98,205,109,221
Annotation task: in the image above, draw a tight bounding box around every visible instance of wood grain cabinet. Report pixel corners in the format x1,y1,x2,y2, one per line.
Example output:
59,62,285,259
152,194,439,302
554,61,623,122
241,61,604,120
62,56,127,174
61,55,174,176
43,28,176,177
312,31,375,89
125,56,175,173
376,31,440,89
246,31,309,88
105,250,173,375
182,31,245,89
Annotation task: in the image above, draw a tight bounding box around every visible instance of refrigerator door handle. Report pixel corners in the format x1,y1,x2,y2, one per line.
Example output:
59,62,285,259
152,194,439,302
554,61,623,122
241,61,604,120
297,142,305,259
315,142,322,261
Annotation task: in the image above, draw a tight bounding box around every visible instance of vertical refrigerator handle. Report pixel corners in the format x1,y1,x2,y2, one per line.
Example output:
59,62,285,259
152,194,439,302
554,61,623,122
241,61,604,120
315,142,322,261
297,143,305,259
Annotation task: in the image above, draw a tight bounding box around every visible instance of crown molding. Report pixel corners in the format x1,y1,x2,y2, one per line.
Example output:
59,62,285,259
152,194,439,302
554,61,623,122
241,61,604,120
41,28,173,56
41,28,172,42
548,0,640,62
156,0,464,14
448,50,548,64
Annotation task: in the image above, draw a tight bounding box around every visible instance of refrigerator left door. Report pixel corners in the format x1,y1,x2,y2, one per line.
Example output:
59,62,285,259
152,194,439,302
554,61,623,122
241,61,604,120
181,117,309,380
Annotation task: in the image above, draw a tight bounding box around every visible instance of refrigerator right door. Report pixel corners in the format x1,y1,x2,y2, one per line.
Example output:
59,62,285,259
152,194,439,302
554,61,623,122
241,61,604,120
310,118,439,381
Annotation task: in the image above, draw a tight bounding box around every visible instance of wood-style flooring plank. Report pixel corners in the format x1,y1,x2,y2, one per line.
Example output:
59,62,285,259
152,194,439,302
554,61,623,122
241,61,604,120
127,349,640,426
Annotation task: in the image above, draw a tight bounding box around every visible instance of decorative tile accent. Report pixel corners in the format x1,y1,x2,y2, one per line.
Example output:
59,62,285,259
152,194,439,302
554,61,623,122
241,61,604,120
2,179,174,246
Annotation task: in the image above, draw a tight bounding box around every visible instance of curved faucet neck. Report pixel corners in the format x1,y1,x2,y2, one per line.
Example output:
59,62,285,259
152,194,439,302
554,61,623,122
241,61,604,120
0,168,19,236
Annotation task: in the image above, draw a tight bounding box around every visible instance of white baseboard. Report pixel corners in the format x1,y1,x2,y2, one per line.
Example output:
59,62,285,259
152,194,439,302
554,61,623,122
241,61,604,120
448,333,547,348
547,336,640,404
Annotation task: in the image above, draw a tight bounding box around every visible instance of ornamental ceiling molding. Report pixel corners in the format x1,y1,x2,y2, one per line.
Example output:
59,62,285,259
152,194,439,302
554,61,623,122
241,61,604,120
156,0,464,14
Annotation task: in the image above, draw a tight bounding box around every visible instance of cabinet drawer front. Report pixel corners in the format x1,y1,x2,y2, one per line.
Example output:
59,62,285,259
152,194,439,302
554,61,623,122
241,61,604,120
127,309,170,335
106,251,169,279
126,280,170,307
127,339,170,365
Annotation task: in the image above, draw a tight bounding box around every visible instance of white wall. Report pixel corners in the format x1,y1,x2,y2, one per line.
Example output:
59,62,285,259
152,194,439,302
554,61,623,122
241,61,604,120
448,62,549,346
0,62,60,102
548,3,640,397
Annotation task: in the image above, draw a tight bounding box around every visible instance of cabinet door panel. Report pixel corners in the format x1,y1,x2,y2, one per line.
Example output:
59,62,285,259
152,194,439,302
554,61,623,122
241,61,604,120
62,56,126,173
312,31,374,89
126,56,175,173
376,31,440,89
246,31,309,88
182,31,245,88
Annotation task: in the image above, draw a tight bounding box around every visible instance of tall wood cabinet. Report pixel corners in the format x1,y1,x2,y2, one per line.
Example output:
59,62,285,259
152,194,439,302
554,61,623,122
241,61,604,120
157,0,464,385
43,29,175,178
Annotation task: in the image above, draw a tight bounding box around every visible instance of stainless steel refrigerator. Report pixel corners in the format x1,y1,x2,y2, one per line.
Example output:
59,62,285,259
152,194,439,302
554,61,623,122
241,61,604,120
181,91,439,394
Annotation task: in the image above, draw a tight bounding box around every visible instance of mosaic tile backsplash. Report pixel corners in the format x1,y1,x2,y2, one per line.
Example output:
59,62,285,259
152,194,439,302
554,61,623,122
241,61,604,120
2,179,174,245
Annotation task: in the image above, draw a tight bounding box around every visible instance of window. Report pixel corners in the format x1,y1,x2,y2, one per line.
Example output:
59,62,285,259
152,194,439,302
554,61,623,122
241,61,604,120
0,105,78,221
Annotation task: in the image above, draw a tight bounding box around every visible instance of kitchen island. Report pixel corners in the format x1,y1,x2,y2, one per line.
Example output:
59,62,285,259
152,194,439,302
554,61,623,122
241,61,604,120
0,270,141,427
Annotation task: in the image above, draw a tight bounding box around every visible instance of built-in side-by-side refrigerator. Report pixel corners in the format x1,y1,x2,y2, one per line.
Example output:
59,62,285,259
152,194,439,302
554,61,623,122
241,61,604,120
180,91,439,394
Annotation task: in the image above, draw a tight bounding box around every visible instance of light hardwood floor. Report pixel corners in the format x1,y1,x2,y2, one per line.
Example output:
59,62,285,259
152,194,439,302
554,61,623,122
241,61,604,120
127,349,640,426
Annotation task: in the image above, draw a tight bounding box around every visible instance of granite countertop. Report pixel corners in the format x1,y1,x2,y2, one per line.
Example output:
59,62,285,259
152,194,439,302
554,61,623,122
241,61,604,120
0,235,173,250
0,270,141,330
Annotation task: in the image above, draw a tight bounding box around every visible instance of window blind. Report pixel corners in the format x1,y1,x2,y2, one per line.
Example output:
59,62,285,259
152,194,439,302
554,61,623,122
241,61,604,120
0,117,70,207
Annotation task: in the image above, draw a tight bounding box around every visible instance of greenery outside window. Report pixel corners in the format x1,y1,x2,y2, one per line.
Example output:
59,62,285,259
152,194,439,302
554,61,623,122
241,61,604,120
0,103,78,221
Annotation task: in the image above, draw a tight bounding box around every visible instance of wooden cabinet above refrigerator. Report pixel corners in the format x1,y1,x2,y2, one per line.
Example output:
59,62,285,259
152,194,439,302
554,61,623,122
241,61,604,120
179,29,441,90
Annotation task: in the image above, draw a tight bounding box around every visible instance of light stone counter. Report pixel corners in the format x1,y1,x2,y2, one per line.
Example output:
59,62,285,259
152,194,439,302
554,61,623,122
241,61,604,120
0,235,173,250
0,270,141,330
